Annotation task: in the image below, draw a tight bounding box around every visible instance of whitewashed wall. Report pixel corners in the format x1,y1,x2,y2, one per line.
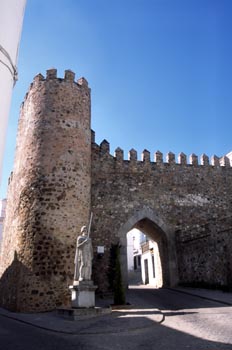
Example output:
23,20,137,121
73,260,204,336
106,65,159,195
0,0,26,183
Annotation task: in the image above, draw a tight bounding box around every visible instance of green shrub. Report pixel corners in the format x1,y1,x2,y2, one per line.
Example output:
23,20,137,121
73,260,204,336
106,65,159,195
108,243,126,305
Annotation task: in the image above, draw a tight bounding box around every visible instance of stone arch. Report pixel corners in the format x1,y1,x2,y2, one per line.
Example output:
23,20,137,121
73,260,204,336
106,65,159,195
117,206,178,287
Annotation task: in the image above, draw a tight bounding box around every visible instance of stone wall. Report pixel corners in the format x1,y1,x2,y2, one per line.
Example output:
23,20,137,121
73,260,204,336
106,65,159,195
0,199,7,242
177,215,232,288
91,139,232,292
0,70,91,311
0,69,232,312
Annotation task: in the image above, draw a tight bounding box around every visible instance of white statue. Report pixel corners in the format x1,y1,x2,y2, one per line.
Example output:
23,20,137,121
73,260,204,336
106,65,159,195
74,225,93,282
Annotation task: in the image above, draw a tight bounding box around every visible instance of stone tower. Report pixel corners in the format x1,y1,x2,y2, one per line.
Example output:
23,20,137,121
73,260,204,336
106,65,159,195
0,69,91,311
1,68,232,313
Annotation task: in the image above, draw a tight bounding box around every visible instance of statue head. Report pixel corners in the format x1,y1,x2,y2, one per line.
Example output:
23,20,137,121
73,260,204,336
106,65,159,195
81,225,87,235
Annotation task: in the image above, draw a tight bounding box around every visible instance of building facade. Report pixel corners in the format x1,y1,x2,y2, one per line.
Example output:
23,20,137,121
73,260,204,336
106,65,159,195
127,228,144,285
226,152,232,166
141,239,163,288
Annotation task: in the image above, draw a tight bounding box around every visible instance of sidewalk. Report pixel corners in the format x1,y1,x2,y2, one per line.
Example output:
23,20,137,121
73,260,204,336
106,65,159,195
0,287,231,334
169,287,232,306
0,294,163,335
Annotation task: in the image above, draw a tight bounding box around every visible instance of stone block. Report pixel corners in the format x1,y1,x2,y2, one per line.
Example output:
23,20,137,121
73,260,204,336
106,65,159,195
69,281,97,308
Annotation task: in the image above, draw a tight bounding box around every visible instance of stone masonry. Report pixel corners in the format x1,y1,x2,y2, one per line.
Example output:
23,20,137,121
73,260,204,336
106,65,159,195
0,69,232,312
0,69,91,311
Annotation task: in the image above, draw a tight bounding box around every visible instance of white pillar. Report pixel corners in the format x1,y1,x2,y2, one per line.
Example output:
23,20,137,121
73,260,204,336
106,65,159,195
0,0,26,184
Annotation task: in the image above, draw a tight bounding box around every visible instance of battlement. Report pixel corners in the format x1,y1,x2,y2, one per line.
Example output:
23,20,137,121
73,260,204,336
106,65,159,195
21,69,90,106
34,68,89,86
93,138,231,168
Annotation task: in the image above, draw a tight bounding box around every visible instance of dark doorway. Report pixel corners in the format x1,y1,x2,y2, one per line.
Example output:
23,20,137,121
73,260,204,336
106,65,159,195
144,259,149,284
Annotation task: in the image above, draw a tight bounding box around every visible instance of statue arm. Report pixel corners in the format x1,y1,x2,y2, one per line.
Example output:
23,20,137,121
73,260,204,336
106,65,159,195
77,237,88,248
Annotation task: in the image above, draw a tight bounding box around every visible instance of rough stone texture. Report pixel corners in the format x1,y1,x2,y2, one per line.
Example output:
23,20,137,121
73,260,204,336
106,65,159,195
0,70,232,312
0,199,7,242
0,70,91,311
91,143,232,293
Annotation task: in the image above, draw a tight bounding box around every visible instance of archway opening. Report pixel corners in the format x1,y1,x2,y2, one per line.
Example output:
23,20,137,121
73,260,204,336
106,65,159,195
127,228,163,287
124,217,170,288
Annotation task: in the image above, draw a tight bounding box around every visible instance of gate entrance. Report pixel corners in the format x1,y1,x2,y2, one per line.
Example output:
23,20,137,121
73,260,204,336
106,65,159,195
127,228,163,287
118,208,178,289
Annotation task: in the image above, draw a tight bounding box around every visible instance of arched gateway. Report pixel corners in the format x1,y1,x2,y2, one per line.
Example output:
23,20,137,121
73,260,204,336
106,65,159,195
0,70,232,312
117,207,178,288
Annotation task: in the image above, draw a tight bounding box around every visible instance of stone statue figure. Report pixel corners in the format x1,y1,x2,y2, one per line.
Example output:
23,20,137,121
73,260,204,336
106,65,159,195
74,225,93,282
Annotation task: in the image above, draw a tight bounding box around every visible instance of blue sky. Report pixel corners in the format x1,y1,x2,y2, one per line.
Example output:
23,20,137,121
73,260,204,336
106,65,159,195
1,0,232,198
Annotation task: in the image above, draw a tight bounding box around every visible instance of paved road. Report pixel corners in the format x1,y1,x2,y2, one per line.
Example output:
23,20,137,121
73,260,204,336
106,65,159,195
0,288,231,350
129,287,232,346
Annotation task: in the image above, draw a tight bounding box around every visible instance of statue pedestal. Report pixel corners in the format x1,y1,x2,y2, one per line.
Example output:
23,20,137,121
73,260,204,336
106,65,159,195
69,281,97,308
58,280,111,320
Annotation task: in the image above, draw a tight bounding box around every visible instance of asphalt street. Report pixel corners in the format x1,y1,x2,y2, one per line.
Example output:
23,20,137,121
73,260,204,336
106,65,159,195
0,287,231,350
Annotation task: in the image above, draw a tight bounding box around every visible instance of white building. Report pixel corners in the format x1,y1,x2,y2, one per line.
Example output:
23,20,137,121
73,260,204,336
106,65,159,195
127,228,146,284
141,240,163,288
0,198,7,241
127,228,163,287
226,151,232,166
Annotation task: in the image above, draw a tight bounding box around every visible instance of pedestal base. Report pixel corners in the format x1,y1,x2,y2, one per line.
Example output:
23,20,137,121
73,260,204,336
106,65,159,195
57,306,112,320
69,281,97,308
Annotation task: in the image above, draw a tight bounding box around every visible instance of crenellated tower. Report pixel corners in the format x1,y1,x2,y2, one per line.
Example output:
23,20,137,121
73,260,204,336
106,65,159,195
1,68,232,313
0,69,92,311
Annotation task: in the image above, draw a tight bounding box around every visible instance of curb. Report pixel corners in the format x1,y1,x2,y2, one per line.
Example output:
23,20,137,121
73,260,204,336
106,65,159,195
0,312,76,335
0,307,164,335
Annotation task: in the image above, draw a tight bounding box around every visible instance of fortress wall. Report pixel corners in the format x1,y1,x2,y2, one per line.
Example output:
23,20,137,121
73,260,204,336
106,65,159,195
1,69,232,312
176,215,232,288
91,141,232,291
0,70,91,311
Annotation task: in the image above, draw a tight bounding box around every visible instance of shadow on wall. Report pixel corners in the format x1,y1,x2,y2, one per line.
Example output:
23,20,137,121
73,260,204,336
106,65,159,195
0,251,27,311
